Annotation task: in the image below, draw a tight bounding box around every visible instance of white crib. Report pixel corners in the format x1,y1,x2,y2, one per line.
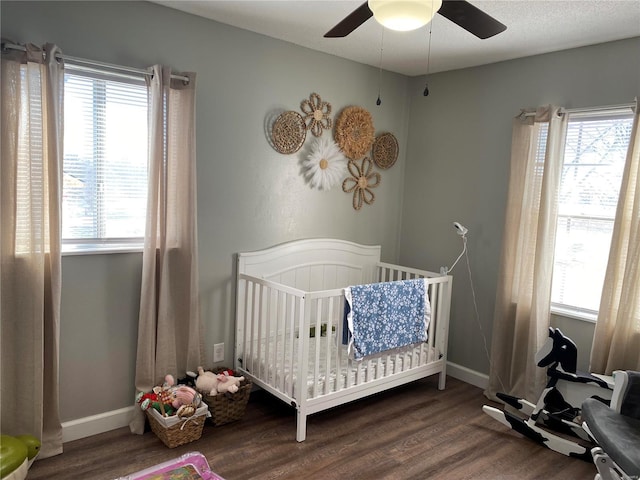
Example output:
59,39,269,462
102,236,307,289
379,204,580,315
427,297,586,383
234,238,452,442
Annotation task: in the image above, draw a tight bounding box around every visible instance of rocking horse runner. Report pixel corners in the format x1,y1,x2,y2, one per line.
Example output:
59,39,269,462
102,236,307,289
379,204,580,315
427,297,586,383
483,327,614,460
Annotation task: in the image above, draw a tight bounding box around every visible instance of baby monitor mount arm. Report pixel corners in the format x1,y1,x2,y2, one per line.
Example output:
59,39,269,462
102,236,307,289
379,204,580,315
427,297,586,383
440,222,468,275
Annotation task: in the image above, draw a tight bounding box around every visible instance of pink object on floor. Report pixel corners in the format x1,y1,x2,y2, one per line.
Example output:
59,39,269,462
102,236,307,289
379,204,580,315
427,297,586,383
117,451,225,480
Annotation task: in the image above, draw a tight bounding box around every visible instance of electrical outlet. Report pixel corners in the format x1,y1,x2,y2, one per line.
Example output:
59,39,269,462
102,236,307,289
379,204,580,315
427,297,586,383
213,343,224,363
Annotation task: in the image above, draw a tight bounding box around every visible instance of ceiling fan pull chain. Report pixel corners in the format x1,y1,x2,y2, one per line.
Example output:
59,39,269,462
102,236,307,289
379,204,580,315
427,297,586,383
424,10,433,97
377,27,385,106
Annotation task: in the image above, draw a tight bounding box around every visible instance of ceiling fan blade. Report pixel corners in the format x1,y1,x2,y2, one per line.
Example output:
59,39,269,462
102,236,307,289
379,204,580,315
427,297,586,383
438,0,506,39
324,1,373,38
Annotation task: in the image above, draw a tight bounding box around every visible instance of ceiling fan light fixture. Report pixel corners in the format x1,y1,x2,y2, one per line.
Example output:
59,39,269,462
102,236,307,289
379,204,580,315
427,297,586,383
368,0,442,32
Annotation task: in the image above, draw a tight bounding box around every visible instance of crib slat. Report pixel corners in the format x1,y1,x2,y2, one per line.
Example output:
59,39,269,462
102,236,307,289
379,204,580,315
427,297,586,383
248,281,257,375
266,286,273,384
259,283,266,379
237,278,247,370
312,299,322,399
323,297,333,395
296,295,308,405
286,295,296,397
277,290,284,389
335,296,345,392
429,282,439,363
271,288,280,388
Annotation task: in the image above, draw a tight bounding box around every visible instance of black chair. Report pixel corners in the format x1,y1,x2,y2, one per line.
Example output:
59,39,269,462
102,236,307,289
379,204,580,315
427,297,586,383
582,370,640,480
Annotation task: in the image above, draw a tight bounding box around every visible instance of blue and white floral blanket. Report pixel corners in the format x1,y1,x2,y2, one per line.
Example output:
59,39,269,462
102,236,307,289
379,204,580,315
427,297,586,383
343,278,430,360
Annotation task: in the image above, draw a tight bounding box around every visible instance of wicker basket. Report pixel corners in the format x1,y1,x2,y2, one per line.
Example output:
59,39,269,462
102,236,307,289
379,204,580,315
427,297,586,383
200,368,252,426
145,402,208,448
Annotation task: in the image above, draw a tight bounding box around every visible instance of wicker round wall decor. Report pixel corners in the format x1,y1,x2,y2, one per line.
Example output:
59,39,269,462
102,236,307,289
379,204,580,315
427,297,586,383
334,106,375,160
271,110,306,154
372,132,399,169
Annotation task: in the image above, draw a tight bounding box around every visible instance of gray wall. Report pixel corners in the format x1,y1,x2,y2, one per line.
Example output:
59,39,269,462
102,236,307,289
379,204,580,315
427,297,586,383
2,0,639,425
401,38,640,374
1,1,411,422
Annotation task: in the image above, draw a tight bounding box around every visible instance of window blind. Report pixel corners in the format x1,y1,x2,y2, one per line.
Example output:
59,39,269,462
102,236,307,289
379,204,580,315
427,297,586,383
62,71,148,243
551,111,633,312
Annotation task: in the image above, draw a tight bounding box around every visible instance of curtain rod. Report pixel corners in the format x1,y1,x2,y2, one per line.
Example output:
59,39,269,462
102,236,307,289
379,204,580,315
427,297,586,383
1,42,190,83
520,102,636,118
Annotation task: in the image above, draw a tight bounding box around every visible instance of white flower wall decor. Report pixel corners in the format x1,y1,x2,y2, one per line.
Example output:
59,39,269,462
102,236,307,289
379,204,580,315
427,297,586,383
303,138,347,191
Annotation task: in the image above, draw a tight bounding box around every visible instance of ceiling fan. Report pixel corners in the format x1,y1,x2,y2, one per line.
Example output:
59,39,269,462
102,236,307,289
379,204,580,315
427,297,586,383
324,0,507,39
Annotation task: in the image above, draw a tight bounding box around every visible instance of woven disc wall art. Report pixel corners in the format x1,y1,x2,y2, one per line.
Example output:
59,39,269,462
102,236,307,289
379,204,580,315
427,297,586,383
372,132,399,169
271,111,306,154
334,106,375,160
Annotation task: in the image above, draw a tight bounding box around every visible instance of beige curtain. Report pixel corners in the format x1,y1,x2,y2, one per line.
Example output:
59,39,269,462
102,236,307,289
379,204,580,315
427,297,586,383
130,65,203,434
486,106,568,402
0,43,64,458
590,100,640,373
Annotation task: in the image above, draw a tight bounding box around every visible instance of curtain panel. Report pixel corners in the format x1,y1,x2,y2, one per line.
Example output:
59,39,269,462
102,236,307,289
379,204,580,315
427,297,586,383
0,43,64,458
486,106,567,402
130,65,203,434
591,100,640,373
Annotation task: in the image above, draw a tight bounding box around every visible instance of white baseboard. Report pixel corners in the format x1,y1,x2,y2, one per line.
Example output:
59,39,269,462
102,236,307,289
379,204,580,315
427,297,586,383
61,406,135,443
61,364,487,443
446,361,489,390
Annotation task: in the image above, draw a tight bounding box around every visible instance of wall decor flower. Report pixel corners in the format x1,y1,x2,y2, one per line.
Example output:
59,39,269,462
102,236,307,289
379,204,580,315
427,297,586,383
300,92,332,137
303,138,347,191
342,156,381,210
334,106,375,160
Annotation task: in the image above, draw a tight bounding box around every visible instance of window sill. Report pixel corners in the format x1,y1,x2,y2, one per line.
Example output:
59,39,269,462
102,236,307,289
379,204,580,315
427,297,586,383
550,305,597,323
62,243,143,256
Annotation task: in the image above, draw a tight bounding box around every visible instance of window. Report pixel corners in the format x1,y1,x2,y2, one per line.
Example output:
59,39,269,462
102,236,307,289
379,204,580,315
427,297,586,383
550,109,634,320
62,68,148,253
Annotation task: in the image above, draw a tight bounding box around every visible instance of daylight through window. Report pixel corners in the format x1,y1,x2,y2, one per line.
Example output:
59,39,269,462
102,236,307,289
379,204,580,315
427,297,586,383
550,109,634,318
63,70,148,251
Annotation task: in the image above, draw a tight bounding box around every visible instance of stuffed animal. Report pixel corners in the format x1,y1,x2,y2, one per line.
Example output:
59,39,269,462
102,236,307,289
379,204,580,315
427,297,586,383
195,367,218,396
171,385,201,410
136,374,179,417
215,373,245,394
156,374,176,405
136,391,175,416
194,366,245,396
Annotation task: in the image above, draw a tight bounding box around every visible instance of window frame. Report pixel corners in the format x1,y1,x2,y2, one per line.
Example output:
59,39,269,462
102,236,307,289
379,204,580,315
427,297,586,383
549,107,634,322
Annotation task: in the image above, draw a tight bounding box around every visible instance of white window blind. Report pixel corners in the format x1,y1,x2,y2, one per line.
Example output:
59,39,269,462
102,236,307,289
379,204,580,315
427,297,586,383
550,110,634,316
62,70,148,250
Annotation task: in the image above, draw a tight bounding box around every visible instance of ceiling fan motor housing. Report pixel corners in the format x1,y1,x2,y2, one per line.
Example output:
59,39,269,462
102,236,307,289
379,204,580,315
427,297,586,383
368,0,443,31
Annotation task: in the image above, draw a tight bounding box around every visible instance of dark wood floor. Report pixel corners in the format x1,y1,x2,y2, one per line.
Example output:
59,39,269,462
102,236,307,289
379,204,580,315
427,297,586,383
28,376,596,479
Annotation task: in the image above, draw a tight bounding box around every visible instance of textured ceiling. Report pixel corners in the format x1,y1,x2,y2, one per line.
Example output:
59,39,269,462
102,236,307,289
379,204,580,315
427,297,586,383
153,0,640,76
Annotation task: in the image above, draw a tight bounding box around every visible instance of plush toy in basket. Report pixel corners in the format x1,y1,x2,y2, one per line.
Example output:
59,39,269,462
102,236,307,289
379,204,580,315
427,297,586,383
194,367,245,396
192,366,252,426
136,374,209,448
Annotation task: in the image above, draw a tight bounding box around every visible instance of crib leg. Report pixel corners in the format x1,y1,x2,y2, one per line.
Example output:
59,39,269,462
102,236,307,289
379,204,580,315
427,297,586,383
296,408,307,442
438,367,447,390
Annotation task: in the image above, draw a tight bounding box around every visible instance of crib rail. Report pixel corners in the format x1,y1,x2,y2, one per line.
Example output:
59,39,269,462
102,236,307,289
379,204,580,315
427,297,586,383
377,262,441,281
